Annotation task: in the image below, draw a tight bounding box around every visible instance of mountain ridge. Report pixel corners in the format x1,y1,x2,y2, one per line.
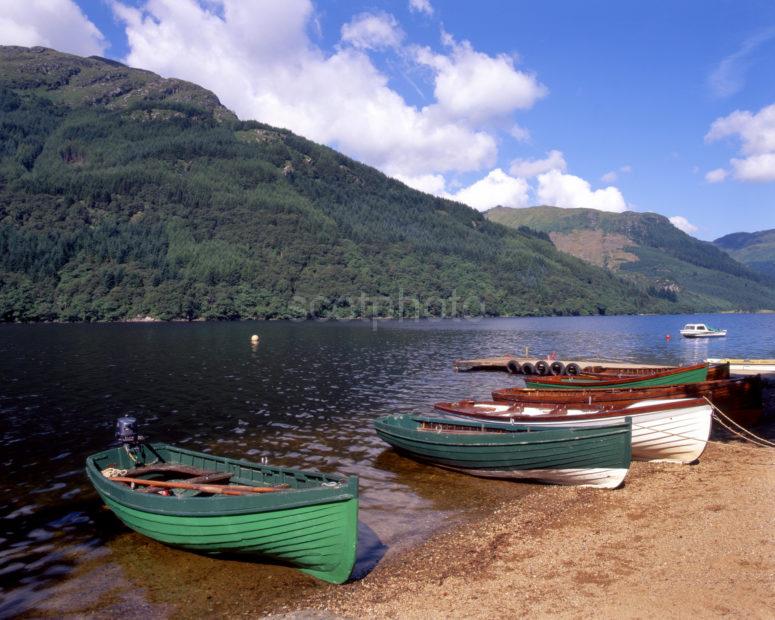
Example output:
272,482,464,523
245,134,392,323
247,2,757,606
714,228,775,280
486,205,775,311
0,46,768,321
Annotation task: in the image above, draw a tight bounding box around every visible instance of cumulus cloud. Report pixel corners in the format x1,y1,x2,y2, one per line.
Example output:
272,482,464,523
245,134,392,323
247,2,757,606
705,103,775,182
536,170,627,212
409,0,433,15
509,150,566,177
445,169,530,211
669,216,698,234
601,171,617,183
415,35,547,124
112,0,549,184
705,168,728,183
341,12,403,50
0,0,106,56
509,123,531,142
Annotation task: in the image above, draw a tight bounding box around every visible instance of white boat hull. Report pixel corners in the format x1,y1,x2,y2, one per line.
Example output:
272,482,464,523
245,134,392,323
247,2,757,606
448,466,629,489
706,358,775,375
454,400,712,464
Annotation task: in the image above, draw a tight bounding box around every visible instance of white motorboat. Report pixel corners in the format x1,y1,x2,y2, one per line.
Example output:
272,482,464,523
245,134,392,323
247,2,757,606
680,323,727,338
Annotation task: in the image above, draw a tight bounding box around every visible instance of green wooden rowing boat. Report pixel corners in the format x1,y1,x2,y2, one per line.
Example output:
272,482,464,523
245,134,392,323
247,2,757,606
524,362,709,390
374,415,632,489
86,442,358,584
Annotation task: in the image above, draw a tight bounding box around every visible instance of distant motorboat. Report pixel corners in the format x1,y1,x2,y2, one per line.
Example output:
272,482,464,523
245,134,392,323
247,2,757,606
680,323,727,338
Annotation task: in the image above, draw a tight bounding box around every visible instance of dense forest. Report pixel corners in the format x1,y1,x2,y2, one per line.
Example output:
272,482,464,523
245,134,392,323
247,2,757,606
487,206,775,311
0,46,745,322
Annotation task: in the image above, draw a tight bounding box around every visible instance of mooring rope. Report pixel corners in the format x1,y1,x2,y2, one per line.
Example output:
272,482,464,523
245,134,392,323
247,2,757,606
702,397,775,449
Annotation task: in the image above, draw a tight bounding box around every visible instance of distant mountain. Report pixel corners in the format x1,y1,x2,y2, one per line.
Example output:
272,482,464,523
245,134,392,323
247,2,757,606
486,206,775,311
0,46,679,321
714,229,775,280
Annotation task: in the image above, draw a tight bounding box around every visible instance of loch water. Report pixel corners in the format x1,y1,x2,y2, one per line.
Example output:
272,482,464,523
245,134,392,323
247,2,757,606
1,313,774,615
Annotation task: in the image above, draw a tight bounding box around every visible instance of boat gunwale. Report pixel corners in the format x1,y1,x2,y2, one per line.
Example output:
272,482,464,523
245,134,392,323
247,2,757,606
524,362,709,388
434,397,709,423
86,443,358,518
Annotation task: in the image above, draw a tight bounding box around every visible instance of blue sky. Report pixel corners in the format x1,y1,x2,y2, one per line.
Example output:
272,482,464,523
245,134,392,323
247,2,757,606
4,1,775,240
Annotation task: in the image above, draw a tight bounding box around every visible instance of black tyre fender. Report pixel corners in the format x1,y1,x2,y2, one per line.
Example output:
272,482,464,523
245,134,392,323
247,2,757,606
566,362,582,375
521,362,536,375
550,361,566,376
535,360,550,375
506,359,522,374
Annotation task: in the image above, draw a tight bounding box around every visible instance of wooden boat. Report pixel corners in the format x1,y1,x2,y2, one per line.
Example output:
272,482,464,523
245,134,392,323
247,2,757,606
86,435,359,584
706,358,775,375
523,363,709,390
680,323,726,338
434,398,711,463
492,376,763,426
374,414,632,489
584,362,729,381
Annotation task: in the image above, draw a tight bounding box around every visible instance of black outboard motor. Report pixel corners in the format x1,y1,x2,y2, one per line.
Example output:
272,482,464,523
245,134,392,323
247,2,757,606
115,416,144,463
116,416,139,445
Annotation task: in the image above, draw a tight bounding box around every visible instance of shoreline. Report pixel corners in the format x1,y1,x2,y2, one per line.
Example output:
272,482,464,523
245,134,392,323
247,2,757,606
300,434,775,619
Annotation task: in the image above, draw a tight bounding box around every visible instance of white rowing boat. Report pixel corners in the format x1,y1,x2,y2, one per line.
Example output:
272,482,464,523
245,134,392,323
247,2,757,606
434,397,712,464
706,358,775,375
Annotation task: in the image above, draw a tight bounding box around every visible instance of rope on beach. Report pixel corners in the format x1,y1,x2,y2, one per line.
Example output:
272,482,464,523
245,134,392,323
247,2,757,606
703,397,775,449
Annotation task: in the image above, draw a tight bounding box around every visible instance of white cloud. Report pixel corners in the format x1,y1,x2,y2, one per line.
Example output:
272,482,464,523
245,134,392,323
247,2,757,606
705,103,775,182
669,216,698,234
445,169,530,211
341,12,403,50
113,0,520,179
509,150,566,178
0,0,106,56
394,173,446,195
536,170,627,212
112,1,549,185
708,28,775,98
601,164,632,183
415,35,547,124
509,123,531,142
705,168,728,183
408,0,433,15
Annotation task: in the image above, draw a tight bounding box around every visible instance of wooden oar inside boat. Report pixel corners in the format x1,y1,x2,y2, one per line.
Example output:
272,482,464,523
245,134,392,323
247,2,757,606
105,475,287,495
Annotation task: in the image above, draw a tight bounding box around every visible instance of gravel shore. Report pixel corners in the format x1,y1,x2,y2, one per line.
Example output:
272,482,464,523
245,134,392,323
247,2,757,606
298,429,775,619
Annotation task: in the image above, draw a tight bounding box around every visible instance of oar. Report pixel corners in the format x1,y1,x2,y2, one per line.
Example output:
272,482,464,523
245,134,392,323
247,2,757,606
107,476,287,495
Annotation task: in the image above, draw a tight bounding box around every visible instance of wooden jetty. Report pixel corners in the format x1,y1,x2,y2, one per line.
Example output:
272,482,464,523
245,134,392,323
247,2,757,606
453,355,674,374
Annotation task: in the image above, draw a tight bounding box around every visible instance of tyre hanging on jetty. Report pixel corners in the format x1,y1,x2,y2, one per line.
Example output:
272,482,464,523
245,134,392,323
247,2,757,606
506,359,522,374
566,362,582,375
550,361,566,375
535,360,550,375
522,362,536,375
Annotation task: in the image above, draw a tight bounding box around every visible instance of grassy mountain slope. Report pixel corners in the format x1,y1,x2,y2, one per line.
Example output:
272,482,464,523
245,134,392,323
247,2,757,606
486,206,775,311
714,229,775,280
0,47,686,321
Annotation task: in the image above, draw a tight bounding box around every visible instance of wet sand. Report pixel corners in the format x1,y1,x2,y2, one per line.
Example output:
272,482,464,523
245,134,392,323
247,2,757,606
304,435,775,619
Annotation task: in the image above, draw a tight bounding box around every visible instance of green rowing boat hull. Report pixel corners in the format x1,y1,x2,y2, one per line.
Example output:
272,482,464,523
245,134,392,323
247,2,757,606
525,365,708,390
374,415,632,488
86,443,358,584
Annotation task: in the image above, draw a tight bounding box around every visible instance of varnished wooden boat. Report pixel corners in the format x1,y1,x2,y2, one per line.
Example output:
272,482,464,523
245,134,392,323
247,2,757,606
492,376,763,426
583,362,729,381
434,398,711,463
374,414,632,489
86,442,359,584
524,363,709,389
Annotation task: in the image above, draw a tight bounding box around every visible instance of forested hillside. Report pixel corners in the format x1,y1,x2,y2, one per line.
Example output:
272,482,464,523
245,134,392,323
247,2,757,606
0,47,693,321
486,206,775,311
714,229,775,280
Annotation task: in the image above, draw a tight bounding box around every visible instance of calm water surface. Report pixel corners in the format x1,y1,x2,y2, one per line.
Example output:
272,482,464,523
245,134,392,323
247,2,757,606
1,313,774,615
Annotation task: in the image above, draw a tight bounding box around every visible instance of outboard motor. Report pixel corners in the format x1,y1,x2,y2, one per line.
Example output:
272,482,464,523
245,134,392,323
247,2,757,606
115,416,144,463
